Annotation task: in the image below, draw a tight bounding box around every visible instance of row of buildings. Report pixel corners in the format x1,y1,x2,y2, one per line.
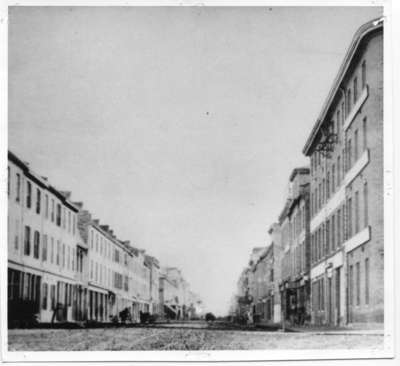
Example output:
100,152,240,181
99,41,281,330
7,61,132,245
231,18,384,328
7,151,204,325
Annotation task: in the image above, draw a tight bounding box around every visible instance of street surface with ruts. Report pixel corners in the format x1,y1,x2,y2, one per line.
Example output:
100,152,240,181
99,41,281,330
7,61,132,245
8,321,384,351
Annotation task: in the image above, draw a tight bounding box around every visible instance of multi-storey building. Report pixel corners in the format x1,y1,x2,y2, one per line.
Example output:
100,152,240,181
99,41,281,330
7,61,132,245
76,207,134,322
186,291,204,319
251,246,275,324
145,255,161,316
268,223,283,323
302,18,383,326
131,248,151,317
7,150,202,326
159,270,182,320
234,267,251,320
159,267,194,320
7,151,88,325
279,167,311,326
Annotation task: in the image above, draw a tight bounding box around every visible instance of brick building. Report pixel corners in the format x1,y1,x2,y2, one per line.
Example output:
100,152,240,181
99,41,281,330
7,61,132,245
302,18,383,326
279,168,311,326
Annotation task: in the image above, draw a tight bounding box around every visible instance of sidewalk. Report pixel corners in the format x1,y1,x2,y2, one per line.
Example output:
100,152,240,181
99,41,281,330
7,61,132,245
286,323,384,335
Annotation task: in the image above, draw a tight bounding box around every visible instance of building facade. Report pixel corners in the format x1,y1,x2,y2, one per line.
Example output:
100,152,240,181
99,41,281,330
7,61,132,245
279,168,311,326
7,150,200,326
303,19,383,326
251,246,276,324
8,151,88,325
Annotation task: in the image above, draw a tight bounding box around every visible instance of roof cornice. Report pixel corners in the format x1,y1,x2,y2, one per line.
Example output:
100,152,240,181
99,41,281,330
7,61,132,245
302,17,383,156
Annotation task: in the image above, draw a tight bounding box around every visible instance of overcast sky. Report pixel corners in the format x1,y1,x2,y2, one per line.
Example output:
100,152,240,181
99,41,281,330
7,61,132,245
8,6,382,315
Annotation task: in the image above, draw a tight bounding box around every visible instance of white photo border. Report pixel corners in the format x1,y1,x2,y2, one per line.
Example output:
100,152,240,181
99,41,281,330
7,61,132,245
0,0,397,364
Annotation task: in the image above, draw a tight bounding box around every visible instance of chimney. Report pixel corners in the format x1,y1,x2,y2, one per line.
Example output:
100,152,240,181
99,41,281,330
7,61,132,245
100,225,109,232
60,191,72,199
93,219,100,225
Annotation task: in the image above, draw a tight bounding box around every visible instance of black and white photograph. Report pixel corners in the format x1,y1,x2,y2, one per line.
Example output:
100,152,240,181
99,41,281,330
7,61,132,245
1,0,399,364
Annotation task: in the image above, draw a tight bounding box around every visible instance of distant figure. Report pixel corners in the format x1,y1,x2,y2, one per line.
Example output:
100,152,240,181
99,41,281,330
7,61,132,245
205,312,216,322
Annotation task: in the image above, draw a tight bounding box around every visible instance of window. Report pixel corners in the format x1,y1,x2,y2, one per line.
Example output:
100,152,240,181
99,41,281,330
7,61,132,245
337,209,341,247
33,231,40,259
363,117,367,151
16,173,21,202
62,243,65,267
347,139,352,170
325,221,330,255
90,260,93,279
24,226,31,256
326,172,330,199
342,148,346,176
347,198,353,238
62,207,66,228
332,164,335,193
51,199,55,222
50,285,56,310
45,194,49,218
362,60,366,89
14,219,19,250
353,77,358,103
114,272,123,289
349,265,354,306
36,188,41,214
50,237,54,263
67,246,70,270
26,181,32,208
354,129,359,161
311,156,314,175
72,214,76,235
342,203,347,241
337,156,341,186
124,275,129,292
56,240,60,265
331,215,335,251
318,179,325,209
68,211,71,233
346,89,352,116
42,283,48,310
365,258,369,304
95,262,98,282
356,262,360,306
364,182,369,227
336,110,340,138
72,248,75,271
355,191,360,233
320,278,325,310
42,234,48,261
341,101,345,125
310,192,314,217
114,249,120,263
56,204,61,226
96,234,99,252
